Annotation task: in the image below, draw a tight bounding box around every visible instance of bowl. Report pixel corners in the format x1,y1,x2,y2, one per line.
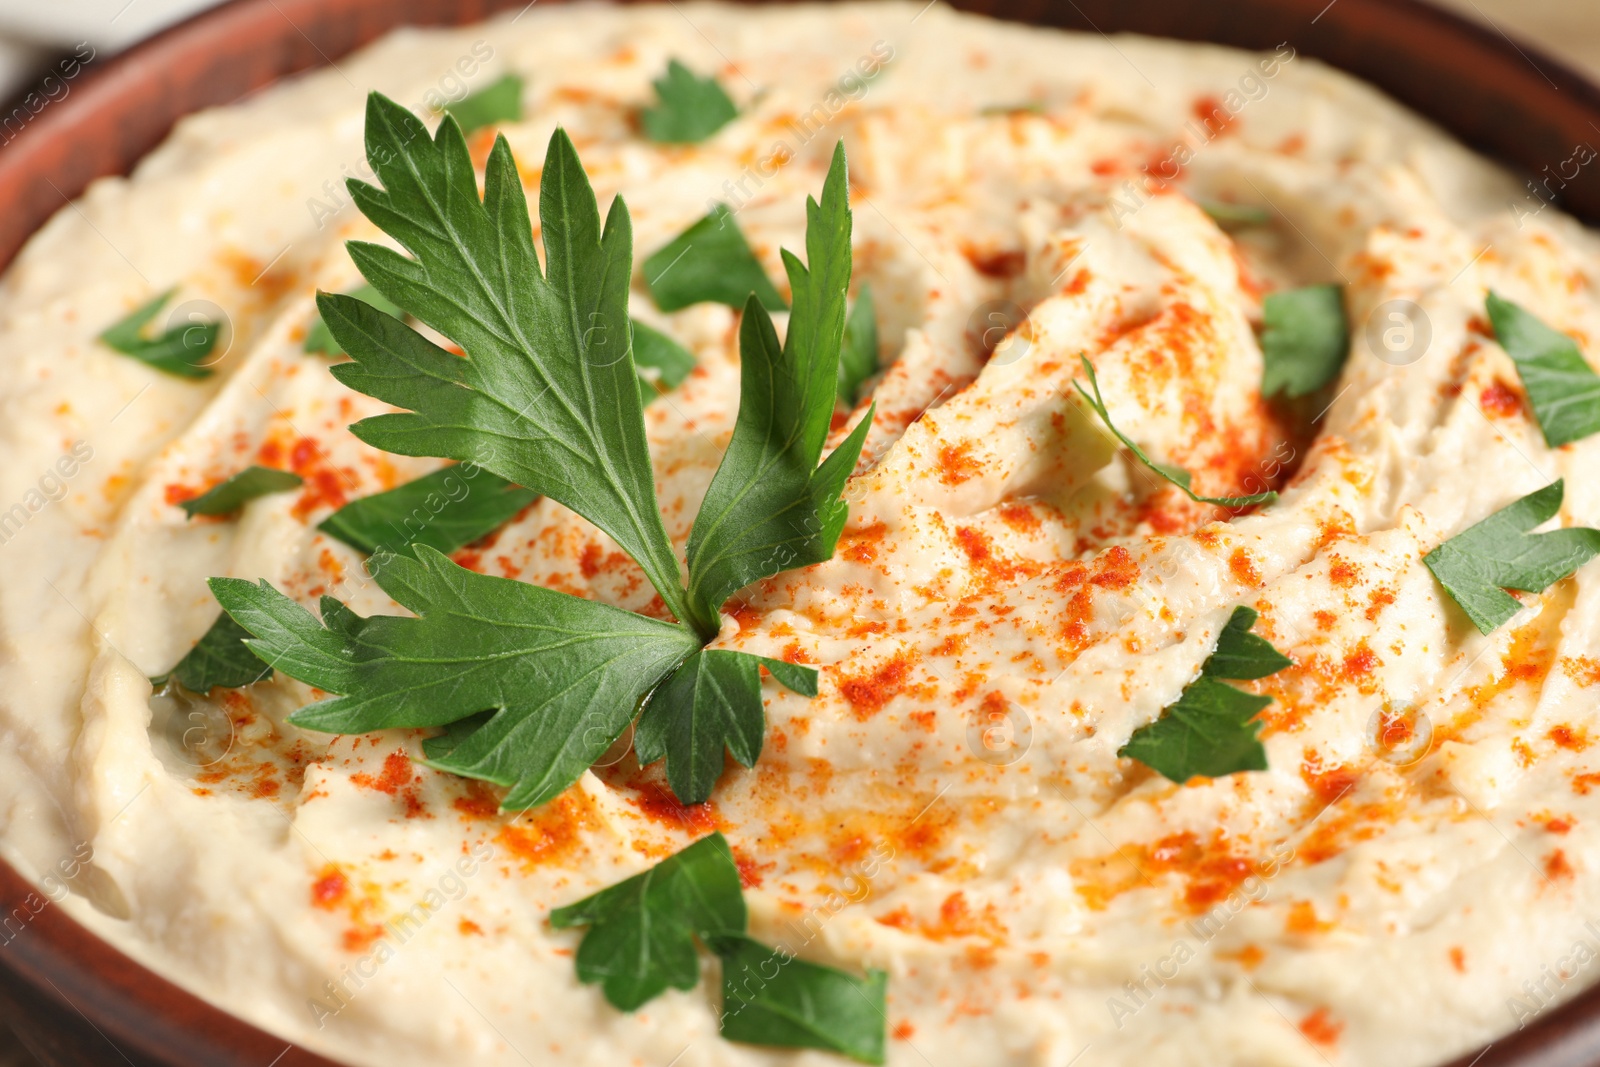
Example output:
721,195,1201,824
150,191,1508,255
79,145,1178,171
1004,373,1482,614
3,0,1600,1064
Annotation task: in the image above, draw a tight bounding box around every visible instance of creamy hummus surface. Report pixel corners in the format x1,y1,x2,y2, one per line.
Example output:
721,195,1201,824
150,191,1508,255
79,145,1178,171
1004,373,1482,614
7,3,1600,1065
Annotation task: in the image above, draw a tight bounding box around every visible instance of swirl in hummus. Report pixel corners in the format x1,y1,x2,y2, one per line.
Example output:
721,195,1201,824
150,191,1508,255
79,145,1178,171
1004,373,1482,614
3,4,1600,1066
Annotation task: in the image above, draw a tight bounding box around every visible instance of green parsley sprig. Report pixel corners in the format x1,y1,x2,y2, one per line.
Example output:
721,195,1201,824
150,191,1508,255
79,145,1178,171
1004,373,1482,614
630,317,697,403
642,209,878,409
444,73,524,136
178,466,302,517
1424,479,1600,634
838,284,879,404
98,289,222,380
641,59,738,144
1074,355,1277,509
1486,292,1600,448
151,612,271,692
1120,606,1291,782
645,203,788,312
550,833,888,1063
1260,284,1348,399
210,92,871,809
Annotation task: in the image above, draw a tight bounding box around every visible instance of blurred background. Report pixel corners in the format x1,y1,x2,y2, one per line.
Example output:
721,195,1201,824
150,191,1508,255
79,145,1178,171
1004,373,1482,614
0,0,1595,99
0,0,1597,1063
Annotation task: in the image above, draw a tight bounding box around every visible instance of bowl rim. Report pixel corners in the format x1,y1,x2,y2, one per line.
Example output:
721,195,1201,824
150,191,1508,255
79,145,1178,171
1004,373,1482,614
4,0,1600,1065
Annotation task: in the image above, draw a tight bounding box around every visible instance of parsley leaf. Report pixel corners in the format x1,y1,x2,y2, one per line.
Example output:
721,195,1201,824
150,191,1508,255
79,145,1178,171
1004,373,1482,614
303,283,401,357
317,467,535,559
549,832,746,1010
99,289,221,380
839,285,879,405
151,612,271,691
443,74,523,136
682,144,873,625
321,93,703,632
1074,355,1277,509
1120,606,1287,783
1260,285,1348,398
634,650,816,804
644,204,788,313
210,545,701,809
1486,292,1600,447
1121,677,1270,783
178,466,302,517
641,59,738,144
550,833,889,1062
631,318,697,405
634,650,763,805
1423,479,1600,634
1204,605,1294,679
716,934,889,1065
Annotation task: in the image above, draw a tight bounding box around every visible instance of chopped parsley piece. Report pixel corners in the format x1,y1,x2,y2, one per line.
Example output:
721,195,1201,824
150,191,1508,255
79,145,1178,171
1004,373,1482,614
98,289,221,380
1260,284,1348,398
630,318,697,404
1120,606,1290,783
212,94,867,814
1203,606,1295,679
152,612,271,691
1074,355,1277,509
443,73,523,135
716,934,888,1064
549,832,746,1010
634,650,816,804
1486,292,1600,447
1424,479,1600,634
634,649,764,807
551,833,888,1062
838,285,879,405
178,466,302,517
644,204,788,312
641,59,738,144
317,467,535,559
303,283,401,357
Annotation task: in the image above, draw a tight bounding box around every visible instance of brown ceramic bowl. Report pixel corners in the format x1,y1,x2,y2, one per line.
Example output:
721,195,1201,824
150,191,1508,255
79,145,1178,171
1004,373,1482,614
3,0,1600,1064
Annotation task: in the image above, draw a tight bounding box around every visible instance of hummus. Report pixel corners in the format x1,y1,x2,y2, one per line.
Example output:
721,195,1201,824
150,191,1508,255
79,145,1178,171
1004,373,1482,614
3,4,1600,1065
